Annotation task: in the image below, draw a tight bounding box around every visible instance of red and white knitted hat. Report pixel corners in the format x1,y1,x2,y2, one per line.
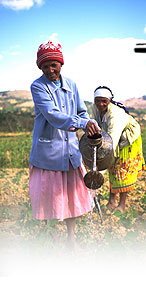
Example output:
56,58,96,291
36,40,64,69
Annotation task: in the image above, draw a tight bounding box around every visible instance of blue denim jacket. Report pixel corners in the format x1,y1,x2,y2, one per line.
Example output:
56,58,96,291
29,74,90,171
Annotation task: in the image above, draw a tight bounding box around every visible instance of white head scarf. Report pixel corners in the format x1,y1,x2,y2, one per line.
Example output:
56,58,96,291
94,88,112,100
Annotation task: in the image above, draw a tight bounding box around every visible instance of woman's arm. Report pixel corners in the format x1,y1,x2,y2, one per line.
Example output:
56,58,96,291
31,82,99,135
106,104,130,152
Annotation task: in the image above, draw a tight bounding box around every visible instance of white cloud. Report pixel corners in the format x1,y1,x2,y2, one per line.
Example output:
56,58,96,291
35,0,43,4
0,0,44,10
45,33,60,45
9,51,20,56
0,37,146,101
1,46,21,57
144,26,146,34
39,33,59,43
9,44,20,49
0,60,40,91
62,37,146,101
48,33,59,40
0,54,3,60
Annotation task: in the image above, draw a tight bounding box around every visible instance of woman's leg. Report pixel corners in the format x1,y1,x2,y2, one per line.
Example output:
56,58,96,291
115,192,127,213
65,217,76,244
107,191,117,208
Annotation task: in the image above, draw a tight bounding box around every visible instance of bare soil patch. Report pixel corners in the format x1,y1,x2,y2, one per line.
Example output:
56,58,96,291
0,168,146,276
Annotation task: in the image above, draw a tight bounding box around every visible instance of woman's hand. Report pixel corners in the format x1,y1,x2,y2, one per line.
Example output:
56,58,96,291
85,120,100,137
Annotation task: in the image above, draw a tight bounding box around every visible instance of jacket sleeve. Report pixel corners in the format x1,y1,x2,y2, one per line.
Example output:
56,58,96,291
31,82,89,131
91,103,98,120
106,105,130,152
124,116,141,145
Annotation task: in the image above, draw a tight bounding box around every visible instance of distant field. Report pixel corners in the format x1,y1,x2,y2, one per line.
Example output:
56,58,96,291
0,132,32,168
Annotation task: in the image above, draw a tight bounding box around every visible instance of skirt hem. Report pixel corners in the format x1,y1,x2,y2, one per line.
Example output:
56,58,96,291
31,209,92,221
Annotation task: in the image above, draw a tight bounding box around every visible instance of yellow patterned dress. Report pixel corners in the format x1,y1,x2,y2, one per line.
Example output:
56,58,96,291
109,134,145,193
92,102,145,193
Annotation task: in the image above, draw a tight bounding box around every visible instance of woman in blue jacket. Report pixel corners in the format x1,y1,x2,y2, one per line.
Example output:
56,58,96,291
29,39,99,247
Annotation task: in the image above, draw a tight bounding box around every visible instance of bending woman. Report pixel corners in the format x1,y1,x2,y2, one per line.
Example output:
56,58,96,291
92,86,145,213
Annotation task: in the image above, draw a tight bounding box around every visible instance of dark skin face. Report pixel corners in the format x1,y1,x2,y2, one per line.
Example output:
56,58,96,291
41,60,62,81
94,96,110,119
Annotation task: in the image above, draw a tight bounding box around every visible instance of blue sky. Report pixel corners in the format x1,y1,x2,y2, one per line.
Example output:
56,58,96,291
0,0,146,101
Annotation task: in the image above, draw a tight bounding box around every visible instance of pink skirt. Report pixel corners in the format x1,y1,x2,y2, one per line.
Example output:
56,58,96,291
29,162,93,221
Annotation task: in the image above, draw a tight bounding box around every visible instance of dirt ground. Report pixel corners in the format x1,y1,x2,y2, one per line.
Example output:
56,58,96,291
0,168,146,276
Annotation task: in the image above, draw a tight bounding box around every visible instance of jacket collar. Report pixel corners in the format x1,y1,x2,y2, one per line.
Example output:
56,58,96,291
42,74,72,93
